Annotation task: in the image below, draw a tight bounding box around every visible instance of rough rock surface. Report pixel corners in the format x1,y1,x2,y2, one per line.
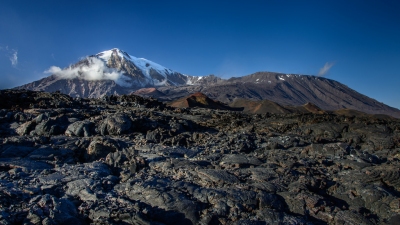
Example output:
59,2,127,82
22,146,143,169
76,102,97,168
1,89,400,225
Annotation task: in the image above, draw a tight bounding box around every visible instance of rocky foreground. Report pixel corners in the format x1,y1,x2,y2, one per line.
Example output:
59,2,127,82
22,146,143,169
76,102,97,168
0,90,399,225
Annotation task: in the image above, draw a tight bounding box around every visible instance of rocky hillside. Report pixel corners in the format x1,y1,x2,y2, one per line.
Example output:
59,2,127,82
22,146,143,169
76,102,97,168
1,89,400,224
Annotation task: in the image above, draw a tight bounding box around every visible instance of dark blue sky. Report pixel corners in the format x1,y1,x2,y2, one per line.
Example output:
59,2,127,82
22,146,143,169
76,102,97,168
1,0,399,109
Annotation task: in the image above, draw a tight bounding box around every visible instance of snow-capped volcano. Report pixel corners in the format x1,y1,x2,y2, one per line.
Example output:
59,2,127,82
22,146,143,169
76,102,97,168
17,48,203,97
94,48,192,87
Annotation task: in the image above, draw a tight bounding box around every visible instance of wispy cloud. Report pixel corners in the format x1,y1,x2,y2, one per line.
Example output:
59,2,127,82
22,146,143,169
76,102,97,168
45,57,132,87
10,49,18,66
318,62,335,76
0,45,18,67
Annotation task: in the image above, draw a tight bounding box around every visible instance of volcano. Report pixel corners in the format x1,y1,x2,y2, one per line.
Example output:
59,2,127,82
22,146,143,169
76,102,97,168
16,49,400,118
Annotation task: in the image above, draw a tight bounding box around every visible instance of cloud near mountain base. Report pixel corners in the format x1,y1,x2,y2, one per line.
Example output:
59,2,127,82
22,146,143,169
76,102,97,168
44,57,132,87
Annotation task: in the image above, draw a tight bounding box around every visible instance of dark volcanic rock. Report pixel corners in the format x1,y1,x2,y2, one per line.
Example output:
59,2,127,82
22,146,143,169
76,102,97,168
66,120,94,137
98,113,133,135
1,89,400,225
87,137,121,161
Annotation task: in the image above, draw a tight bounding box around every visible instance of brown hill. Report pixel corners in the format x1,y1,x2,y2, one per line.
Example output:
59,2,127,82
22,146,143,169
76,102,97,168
300,102,326,114
169,92,241,111
133,88,165,98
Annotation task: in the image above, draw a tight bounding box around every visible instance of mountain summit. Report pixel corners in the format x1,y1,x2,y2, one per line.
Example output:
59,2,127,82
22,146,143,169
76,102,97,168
95,48,191,86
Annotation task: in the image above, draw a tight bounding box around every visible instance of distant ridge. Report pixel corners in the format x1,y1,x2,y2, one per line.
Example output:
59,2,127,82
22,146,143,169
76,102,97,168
157,72,400,118
15,49,400,118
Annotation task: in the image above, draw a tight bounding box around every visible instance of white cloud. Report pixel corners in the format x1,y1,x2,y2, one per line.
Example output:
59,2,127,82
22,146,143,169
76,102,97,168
44,57,132,87
44,66,62,74
0,46,18,67
10,49,18,66
318,62,335,76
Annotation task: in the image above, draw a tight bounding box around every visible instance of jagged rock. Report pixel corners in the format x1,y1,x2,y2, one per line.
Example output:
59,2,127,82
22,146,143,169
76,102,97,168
255,209,308,225
146,129,162,142
66,179,99,201
86,137,120,161
32,194,82,224
117,178,201,225
104,151,145,181
32,120,56,135
65,120,94,137
308,142,349,159
16,121,36,136
220,154,262,168
160,146,201,158
198,169,239,184
334,210,374,225
98,113,132,135
0,158,52,171
0,145,35,158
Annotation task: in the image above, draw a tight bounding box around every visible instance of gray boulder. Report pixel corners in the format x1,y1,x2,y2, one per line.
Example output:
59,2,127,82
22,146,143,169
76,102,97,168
86,137,120,161
220,154,262,168
65,120,94,137
98,113,132,135
16,121,36,136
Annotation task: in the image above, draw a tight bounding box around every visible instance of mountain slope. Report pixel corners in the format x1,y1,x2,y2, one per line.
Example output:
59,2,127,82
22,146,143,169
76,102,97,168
156,72,400,118
229,98,327,114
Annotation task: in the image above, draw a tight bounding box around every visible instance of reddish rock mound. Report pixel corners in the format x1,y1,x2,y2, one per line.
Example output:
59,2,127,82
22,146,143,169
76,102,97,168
133,88,165,98
169,92,241,111
301,102,326,114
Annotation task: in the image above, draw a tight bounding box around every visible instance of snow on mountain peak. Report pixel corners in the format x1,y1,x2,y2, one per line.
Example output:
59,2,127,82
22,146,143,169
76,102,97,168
96,48,176,82
96,48,130,61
